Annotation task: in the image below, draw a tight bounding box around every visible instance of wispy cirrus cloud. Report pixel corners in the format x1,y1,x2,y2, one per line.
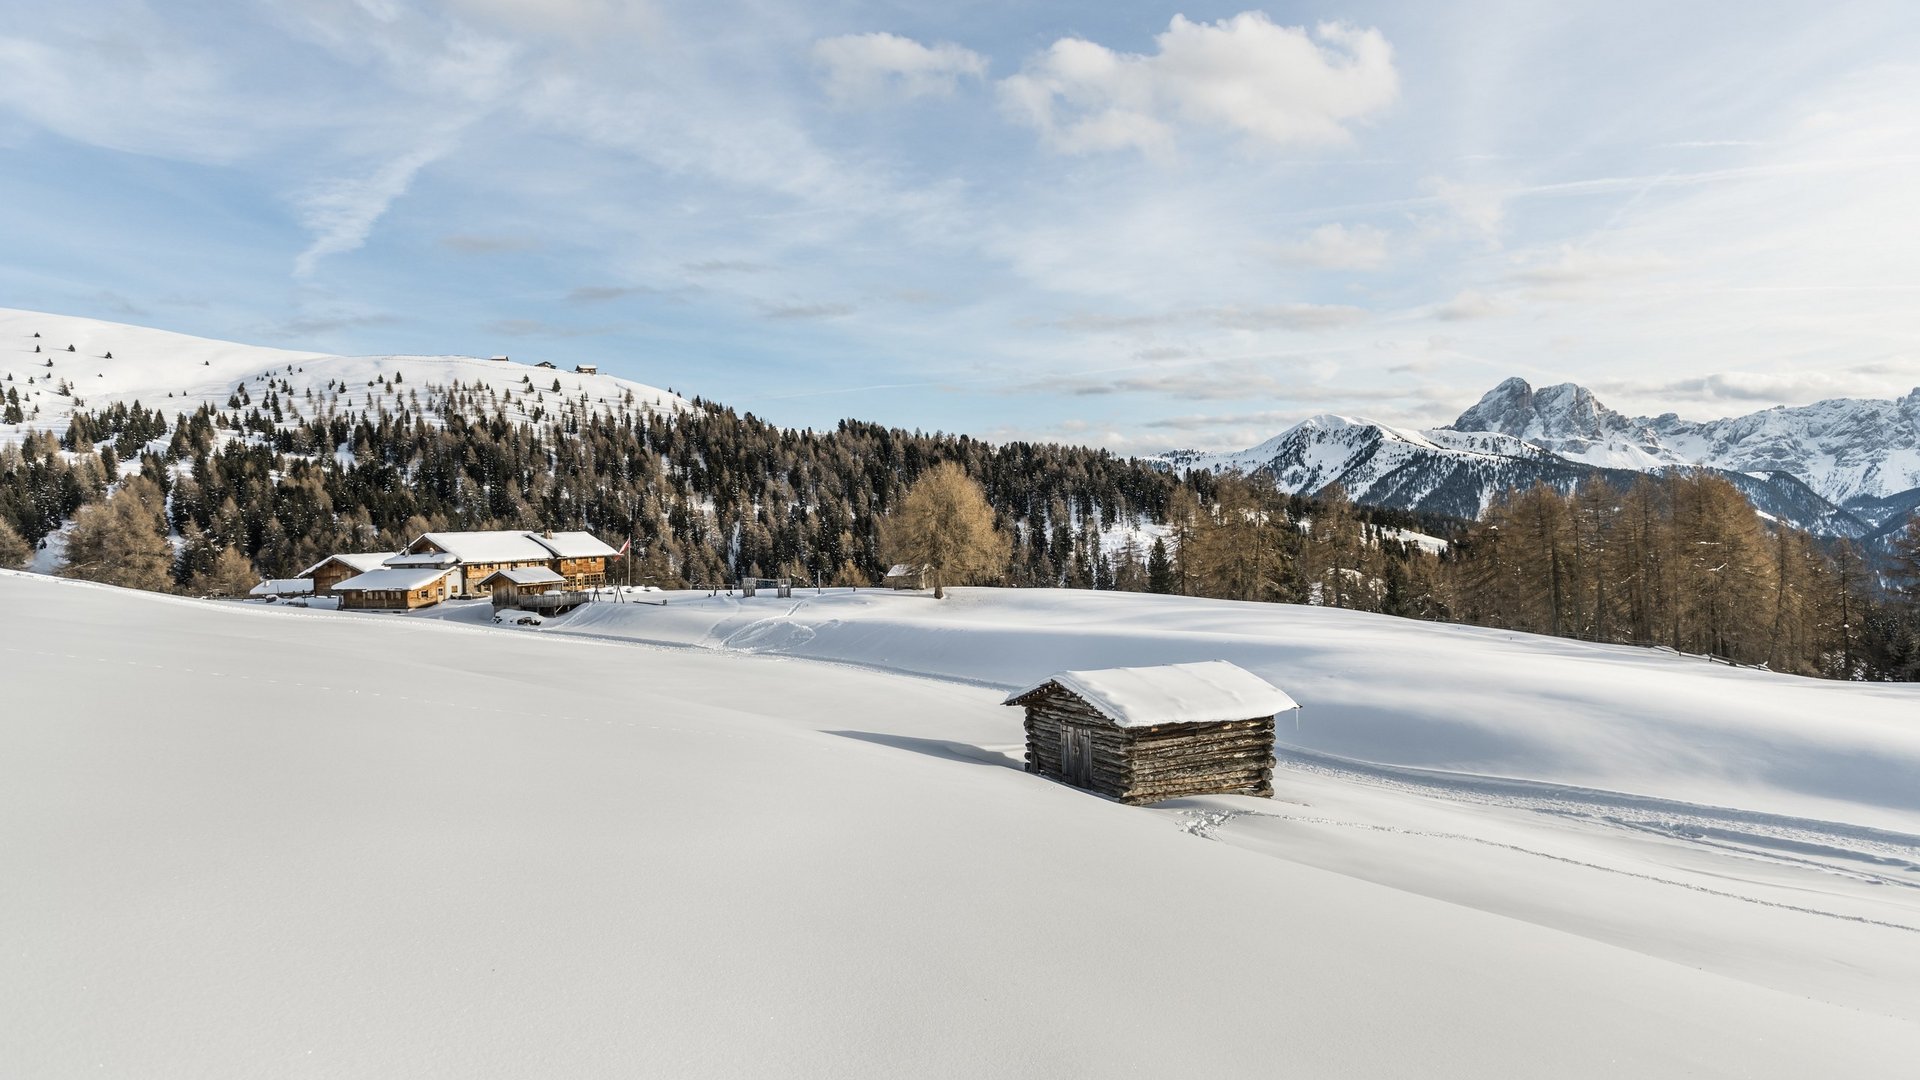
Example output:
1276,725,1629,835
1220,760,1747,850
813,32,986,104
761,301,855,320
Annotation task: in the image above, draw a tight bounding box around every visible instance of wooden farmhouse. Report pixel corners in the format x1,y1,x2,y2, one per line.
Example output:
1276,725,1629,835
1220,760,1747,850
1004,661,1298,805
390,530,619,598
298,552,398,596
330,567,455,610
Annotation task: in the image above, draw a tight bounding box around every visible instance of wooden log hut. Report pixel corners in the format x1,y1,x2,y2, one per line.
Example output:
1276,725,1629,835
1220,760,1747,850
480,566,567,607
297,552,398,596
1004,661,1298,805
330,567,455,610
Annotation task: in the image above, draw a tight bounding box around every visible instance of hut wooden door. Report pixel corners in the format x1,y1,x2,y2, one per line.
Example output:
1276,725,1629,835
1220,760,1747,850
1060,724,1094,786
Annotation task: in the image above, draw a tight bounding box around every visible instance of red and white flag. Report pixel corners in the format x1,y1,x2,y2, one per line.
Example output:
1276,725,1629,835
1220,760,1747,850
618,538,631,555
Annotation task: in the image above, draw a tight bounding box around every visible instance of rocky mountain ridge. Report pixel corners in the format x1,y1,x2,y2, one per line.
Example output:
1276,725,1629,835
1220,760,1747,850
1166,378,1920,539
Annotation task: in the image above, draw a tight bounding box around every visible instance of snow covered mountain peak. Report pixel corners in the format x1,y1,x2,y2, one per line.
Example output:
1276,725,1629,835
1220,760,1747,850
1446,376,1920,506
1452,377,1620,441
1445,377,1679,471
1163,375,1920,536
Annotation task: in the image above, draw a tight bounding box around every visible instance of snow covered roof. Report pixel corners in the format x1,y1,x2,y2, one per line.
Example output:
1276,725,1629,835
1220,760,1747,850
885,564,928,577
408,531,554,562
332,567,454,592
403,530,616,563
298,551,396,578
479,566,566,586
1004,661,1298,728
249,578,314,597
529,531,619,559
384,551,458,568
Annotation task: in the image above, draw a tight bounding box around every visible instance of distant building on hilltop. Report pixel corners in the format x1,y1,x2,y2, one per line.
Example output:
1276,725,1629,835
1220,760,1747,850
573,363,597,375
1004,661,1296,805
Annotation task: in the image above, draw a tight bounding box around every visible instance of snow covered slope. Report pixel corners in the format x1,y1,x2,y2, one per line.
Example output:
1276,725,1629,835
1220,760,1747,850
551,587,1920,835
0,307,685,440
5,572,1918,1076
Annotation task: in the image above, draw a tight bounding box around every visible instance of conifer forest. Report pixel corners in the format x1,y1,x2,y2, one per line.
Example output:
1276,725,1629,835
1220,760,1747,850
3,379,1917,681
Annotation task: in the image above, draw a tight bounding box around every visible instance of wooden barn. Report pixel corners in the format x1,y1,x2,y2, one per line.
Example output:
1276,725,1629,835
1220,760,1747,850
330,567,454,610
479,566,566,607
298,552,397,596
884,563,930,590
391,530,618,597
1004,661,1297,805
529,530,618,590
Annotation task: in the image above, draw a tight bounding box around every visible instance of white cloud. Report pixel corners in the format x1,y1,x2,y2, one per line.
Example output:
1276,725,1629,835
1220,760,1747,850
0,18,257,162
1272,223,1390,270
998,13,1397,156
812,32,986,105
1506,246,1667,287
1433,290,1508,321
1052,303,1368,334
292,132,463,277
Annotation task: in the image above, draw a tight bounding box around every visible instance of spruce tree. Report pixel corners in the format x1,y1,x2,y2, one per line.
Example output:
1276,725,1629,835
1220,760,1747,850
1146,537,1173,594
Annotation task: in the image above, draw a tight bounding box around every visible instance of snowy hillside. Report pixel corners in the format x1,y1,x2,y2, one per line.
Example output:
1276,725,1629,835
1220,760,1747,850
544,587,1920,834
0,307,686,441
6,572,1918,1076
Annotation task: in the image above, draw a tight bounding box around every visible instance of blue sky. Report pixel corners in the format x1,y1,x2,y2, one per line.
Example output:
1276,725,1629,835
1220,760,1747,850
3,1,1918,452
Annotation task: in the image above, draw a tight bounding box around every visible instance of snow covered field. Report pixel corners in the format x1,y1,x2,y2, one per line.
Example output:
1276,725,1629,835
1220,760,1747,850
5,571,1918,1076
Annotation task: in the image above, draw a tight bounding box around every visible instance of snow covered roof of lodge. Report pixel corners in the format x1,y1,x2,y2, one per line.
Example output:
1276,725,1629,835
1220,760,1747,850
249,578,314,597
479,566,566,586
331,567,454,593
530,531,619,559
297,552,397,578
409,531,555,562
1005,660,1299,728
404,530,617,563
384,552,458,568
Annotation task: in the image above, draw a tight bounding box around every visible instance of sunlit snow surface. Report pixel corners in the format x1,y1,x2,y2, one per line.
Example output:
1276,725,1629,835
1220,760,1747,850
4,573,1917,1077
0,307,685,443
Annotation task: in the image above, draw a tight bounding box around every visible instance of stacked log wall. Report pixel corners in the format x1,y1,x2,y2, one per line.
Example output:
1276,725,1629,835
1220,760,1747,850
1018,686,1275,804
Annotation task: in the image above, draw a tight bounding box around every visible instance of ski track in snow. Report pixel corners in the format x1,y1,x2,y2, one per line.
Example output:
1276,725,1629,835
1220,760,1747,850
1167,747,1920,934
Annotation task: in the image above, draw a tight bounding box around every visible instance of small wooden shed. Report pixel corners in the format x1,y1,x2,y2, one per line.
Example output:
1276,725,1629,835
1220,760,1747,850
1004,661,1297,804
884,563,930,590
479,565,566,607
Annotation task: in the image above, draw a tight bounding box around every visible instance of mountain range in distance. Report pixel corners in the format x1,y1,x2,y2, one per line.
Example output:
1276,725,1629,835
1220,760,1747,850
3,306,1917,542
1162,378,1920,540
